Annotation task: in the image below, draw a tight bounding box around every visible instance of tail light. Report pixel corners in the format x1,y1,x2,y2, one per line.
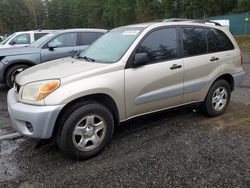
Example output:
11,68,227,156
240,51,243,66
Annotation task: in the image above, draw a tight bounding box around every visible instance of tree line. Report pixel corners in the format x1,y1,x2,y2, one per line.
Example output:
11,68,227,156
0,0,249,35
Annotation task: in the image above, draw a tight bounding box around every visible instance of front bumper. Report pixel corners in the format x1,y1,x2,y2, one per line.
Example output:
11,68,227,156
7,89,64,139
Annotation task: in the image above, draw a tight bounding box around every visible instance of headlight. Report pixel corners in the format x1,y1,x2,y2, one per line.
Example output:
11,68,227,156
22,80,60,101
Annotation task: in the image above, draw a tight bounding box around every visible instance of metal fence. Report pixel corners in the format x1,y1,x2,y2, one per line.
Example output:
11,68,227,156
208,12,250,35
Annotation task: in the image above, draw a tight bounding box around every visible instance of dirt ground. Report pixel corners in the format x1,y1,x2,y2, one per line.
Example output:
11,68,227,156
235,35,250,64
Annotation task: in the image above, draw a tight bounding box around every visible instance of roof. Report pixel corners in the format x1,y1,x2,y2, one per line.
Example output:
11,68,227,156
59,28,108,33
13,28,107,35
14,30,57,34
121,18,223,30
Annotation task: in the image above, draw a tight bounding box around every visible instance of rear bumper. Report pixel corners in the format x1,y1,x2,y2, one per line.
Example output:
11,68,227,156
233,71,245,88
7,89,64,139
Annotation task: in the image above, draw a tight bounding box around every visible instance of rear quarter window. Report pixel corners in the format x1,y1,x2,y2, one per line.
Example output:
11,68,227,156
207,28,234,53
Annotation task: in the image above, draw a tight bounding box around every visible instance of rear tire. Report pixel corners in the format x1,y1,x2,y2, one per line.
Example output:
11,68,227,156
56,102,114,160
201,80,231,117
6,64,29,88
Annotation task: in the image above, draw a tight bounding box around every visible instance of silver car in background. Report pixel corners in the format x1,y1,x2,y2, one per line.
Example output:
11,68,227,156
0,29,107,87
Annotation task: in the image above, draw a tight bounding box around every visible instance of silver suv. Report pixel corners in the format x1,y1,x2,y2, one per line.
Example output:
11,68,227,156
0,29,107,87
7,20,245,159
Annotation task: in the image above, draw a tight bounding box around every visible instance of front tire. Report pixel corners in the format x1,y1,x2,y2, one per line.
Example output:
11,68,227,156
6,64,29,88
201,80,231,117
57,102,114,160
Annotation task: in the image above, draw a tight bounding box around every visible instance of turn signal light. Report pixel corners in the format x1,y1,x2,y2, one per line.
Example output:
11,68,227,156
36,80,60,100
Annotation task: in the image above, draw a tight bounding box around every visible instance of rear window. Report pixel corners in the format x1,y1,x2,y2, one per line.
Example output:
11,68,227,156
34,33,48,41
78,32,104,46
207,28,234,53
181,27,207,57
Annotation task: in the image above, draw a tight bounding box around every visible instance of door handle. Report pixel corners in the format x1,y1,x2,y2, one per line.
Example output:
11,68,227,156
170,64,182,70
69,50,77,53
210,57,219,61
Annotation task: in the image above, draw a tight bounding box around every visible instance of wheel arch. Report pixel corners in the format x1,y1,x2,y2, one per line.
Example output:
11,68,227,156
52,93,120,137
213,74,234,91
3,61,35,83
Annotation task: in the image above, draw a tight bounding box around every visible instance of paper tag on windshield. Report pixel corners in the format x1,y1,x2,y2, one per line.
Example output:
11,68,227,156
122,30,140,36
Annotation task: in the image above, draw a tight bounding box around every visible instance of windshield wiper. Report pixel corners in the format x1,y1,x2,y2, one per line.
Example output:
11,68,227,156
81,56,95,62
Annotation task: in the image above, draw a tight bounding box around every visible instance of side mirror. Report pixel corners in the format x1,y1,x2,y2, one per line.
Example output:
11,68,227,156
9,40,16,45
133,52,150,67
48,42,58,50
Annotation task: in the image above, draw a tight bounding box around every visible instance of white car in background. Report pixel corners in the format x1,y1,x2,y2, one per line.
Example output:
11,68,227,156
0,30,56,49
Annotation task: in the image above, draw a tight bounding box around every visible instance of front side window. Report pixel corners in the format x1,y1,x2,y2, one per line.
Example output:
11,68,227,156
207,28,234,53
181,27,207,56
10,33,31,45
49,33,77,47
136,28,178,63
79,28,144,63
30,33,56,48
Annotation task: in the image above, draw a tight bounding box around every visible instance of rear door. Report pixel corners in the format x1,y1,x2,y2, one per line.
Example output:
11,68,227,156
181,27,234,104
41,32,77,62
125,27,184,118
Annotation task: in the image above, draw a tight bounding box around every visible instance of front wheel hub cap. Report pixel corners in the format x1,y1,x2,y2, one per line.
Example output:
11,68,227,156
72,114,107,151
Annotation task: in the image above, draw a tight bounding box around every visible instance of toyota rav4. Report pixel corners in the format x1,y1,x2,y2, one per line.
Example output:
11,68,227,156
7,20,245,159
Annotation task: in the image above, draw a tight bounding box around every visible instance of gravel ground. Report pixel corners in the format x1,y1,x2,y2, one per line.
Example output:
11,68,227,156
242,49,250,65
0,85,12,137
231,64,250,105
0,65,249,187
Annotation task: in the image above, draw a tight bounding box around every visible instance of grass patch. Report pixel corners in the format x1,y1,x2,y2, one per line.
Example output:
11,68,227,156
234,35,250,50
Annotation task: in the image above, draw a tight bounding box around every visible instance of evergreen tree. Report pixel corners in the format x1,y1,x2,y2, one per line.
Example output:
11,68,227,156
0,0,246,35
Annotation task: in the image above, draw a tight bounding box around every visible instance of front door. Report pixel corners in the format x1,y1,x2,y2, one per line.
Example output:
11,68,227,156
125,27,184,118
41,32,77,63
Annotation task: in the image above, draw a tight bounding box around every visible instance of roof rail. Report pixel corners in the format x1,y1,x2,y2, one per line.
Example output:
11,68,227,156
163,18,222,26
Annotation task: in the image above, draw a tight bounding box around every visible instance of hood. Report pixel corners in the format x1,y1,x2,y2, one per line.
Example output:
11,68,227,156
16,57,112,85
0,46,40,56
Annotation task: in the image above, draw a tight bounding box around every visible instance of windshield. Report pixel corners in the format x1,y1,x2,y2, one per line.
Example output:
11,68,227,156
29,33,56,48
0,33,15,45
79,27,144,63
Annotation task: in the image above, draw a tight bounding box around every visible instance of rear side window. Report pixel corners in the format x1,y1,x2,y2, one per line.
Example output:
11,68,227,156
34,33,48,41
207,28,234,53
136,28,178,63
78,32,103,46
181,27,207,56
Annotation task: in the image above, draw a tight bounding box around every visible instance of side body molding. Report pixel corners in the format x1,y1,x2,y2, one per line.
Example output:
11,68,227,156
135,80,206,105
